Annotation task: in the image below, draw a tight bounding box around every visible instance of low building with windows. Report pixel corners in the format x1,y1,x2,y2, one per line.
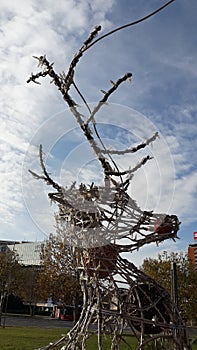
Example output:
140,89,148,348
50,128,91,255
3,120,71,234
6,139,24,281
8,241,44,266
0,240,19,253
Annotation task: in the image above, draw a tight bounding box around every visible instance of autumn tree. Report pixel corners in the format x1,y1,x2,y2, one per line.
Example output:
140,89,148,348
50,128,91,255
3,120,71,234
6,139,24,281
141,251,197,325
17,265,41,316
37,234,81,307
0,249,22,323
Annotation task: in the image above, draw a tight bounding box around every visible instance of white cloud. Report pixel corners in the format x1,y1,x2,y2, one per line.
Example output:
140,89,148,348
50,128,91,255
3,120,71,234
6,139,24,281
0,0,116,239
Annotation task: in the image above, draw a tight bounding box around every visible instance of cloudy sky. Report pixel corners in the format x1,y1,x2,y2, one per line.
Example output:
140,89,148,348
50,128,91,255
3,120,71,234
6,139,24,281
1,0,197,265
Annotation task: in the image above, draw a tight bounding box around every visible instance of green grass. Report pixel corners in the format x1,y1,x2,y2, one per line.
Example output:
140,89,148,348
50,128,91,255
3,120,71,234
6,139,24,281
86,333,137,349
0,327,137,350
0,327,65,350
191,338,197,350
0,327,196,350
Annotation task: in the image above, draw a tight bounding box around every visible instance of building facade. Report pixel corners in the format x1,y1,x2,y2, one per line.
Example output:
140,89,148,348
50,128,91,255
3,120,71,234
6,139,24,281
188,232,197,269
8,241,44,266
0,240,44,266
0,240,19,253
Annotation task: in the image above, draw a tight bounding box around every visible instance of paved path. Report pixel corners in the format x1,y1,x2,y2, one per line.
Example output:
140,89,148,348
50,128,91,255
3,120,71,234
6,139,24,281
1,315,73,328
2,315,197,339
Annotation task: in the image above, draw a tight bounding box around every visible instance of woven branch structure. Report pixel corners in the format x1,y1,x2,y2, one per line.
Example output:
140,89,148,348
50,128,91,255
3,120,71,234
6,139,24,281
27,21,191,350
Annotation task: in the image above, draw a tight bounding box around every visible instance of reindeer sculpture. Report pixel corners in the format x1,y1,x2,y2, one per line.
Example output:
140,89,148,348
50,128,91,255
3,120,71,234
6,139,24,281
27,3,191,349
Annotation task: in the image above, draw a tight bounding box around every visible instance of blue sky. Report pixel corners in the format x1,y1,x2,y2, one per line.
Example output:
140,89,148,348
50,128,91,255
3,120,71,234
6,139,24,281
1,0,197,265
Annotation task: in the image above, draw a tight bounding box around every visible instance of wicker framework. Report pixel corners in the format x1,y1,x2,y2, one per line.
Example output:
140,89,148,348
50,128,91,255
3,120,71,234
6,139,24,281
27,8,191,350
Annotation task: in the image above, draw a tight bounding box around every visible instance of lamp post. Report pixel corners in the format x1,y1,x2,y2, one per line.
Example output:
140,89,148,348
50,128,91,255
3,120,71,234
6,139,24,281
171,262,178,308
171,261,178,345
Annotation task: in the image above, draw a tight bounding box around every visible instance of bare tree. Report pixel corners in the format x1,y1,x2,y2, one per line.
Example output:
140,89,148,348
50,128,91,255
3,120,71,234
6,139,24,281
27,1,191,349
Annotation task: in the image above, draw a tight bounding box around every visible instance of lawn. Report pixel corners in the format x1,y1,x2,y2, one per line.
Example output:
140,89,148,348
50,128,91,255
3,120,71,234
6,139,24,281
0,327,196,350
0,327,65,350
0,327,137,350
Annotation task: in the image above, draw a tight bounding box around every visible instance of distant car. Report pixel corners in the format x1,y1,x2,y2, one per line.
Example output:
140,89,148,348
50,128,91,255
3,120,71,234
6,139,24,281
61,306,73,321
60,306,82,321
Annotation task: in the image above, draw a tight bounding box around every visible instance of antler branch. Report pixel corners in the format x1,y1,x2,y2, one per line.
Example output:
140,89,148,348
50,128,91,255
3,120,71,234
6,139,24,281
28,145,61,192
86,73,132,125
102,132,159,155
27,5,168,187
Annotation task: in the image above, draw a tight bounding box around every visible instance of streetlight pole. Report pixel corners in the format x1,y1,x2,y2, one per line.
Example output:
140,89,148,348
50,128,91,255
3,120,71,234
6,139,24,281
171,262,178,308
171,261,178,345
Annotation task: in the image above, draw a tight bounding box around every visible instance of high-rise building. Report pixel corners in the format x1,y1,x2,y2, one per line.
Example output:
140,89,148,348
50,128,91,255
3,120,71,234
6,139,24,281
188,232,197,269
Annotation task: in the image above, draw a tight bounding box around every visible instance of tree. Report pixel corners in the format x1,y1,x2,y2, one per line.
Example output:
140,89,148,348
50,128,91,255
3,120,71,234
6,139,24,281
0,248,42,318
141,251,197,325
0,249,22,323
18,265,41,316
37,234,80,307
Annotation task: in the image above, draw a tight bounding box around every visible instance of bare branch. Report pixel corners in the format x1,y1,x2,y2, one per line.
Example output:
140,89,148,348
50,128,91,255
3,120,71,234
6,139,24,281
63,25,101,93
105,155,152,176
86,73,132,125
27,56,76,107
28,145,62,194
28,169,46,181
102,132,159,155
38,145,61,191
